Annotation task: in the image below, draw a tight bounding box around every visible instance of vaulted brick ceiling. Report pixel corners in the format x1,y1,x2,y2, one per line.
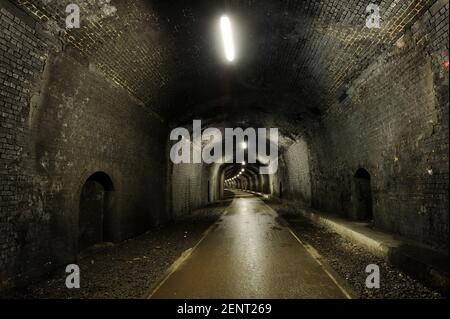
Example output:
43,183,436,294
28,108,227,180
14,0,432,129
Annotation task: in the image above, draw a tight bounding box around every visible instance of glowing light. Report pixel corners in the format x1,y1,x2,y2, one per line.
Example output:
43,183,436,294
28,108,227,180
444,60,449,69
242,161,246,165
220,16,235,62
241,169,245,172
241,142,247,149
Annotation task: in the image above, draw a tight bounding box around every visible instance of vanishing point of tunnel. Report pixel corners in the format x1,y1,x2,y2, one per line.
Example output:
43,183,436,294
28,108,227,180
0,0,448,300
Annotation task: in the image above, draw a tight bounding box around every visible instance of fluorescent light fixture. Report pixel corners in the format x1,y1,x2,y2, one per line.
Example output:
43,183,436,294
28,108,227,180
220,16,235,62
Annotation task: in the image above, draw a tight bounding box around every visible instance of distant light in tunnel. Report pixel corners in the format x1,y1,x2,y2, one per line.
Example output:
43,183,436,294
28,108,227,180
241,142,247,149
242,161,246,165
241,169,245,172
220,16,235,62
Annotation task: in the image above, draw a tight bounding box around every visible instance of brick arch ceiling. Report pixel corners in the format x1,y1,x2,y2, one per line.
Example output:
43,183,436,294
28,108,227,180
14,0,433,127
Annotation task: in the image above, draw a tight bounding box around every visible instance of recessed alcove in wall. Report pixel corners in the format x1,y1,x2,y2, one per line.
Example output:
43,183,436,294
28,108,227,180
79,172,115,252
352,168,373,221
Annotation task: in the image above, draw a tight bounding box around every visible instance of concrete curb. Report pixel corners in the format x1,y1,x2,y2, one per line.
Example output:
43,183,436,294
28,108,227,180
296,208,449,296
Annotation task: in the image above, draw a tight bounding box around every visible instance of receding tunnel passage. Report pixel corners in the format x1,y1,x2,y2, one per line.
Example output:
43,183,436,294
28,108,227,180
222,161,272,196
0,0,448,301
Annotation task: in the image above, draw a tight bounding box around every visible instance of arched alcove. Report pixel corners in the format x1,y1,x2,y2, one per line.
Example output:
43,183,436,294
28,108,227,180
79,172,115,251
352,168,373,221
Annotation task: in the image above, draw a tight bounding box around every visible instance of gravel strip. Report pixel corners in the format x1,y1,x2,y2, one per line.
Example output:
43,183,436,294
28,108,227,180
2,202,229,299
3,198,442,299
268,202,443,299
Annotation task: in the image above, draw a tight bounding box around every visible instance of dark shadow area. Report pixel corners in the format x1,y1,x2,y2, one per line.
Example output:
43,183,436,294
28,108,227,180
2,202,229,299
352,168,373,221
79,172,115,252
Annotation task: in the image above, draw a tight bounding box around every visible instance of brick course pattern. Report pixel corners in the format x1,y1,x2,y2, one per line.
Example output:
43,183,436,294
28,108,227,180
0,0,448,292
0,2,167,290
11,0,440,124
308,1,449,249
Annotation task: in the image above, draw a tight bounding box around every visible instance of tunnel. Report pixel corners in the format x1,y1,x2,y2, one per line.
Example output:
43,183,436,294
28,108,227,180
0,0,448,301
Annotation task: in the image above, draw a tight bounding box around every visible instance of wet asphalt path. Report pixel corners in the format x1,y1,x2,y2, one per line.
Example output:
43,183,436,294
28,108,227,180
149,191,349,299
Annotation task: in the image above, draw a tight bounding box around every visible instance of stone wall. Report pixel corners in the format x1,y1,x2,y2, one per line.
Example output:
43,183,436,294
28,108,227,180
309,1,449,250
168,161,209,218
273,138,312,206
0,2,167,290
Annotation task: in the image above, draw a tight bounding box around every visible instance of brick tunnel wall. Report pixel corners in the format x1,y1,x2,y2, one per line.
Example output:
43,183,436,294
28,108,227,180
1,0,448,292
274,138,312,206
168,162,209,218
0,2,167,290
167,144,222,218
308,2,449,250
